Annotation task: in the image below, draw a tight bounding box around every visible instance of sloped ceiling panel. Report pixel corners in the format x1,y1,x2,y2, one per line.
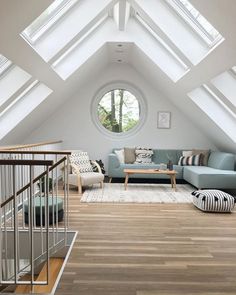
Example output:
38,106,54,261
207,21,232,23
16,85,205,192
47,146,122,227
0,0,236,152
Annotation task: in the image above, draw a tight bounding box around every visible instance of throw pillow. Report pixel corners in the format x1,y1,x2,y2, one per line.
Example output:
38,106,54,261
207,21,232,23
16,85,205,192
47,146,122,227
124,147,136,164
69,151,93,173
114,149,124,163
90,160,105,174
182,150,193,157
135,147,154,164
192,149,210,166
178,153,202,166
192,189,235,212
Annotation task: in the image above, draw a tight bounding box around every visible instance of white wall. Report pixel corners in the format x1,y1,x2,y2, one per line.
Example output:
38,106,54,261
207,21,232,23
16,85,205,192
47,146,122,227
24,63,216,168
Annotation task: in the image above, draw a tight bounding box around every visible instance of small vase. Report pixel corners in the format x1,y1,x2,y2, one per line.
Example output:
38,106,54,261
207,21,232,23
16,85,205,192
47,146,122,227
167,160,173,170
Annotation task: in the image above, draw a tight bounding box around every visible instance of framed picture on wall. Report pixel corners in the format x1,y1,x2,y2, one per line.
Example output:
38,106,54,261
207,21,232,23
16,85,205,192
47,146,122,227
157,111,171,129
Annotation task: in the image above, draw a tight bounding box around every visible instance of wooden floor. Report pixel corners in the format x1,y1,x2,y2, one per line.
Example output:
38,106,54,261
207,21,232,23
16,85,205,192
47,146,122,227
15,258,63,294
56,188,236,295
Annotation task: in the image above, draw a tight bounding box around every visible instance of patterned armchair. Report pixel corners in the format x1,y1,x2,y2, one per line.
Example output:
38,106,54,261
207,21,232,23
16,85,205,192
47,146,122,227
68,151,104,194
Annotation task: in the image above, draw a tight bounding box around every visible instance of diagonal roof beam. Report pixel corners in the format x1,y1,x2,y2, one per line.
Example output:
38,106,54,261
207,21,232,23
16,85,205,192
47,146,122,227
113,0,131,31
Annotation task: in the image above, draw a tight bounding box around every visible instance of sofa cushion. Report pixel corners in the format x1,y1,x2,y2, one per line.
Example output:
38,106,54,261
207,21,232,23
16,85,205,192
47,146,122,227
182,150,193,157
178,154,202,166
152,150,180,164
184,166,236,189
68,172,104,186
208,151,235,170
124,147,136,164
192,189,235,212
192,149,210,166
114,149,124,163
80,172,104,186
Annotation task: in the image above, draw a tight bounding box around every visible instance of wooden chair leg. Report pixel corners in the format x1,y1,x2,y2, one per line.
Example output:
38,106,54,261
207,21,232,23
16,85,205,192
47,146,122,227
78,184,82,195
78,175,82,195
109,177,112,183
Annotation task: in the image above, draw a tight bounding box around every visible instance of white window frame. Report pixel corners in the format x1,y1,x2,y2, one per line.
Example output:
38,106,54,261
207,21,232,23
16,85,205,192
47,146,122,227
0,55,13,77
202,84,236,119
230,66,236,76
0,80,39,118
91,82,147,139
166,0,223,47
135,12,189,71
21,0,78,45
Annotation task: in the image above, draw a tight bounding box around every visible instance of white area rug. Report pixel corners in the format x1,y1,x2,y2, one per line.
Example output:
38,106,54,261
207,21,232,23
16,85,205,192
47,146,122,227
81,183,194,203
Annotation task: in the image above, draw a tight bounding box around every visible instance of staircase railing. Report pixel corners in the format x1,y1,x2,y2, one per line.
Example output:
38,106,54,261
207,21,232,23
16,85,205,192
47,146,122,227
0,149,71,288
0,140,63,152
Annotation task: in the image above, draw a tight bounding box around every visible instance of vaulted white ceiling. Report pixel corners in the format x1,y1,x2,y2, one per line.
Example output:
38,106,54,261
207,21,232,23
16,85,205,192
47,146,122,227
0,0,236,152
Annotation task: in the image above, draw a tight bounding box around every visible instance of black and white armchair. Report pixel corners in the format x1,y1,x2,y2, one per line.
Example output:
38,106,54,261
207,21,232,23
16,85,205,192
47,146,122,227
68,151,104,194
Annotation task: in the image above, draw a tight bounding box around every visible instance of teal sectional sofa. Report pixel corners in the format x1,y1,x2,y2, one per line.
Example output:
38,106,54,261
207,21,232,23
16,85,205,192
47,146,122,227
108,149,236,189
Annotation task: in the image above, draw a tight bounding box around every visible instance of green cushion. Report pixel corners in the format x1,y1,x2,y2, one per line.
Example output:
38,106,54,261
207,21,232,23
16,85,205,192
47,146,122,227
24,196,63,215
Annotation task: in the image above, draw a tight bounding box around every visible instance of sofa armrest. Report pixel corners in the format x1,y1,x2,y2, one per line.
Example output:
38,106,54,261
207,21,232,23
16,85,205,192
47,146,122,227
108,153,120,176
208,152,235,170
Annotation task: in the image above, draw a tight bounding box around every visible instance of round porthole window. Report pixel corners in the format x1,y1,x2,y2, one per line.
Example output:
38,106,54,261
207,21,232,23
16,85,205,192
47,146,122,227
92,83,146,138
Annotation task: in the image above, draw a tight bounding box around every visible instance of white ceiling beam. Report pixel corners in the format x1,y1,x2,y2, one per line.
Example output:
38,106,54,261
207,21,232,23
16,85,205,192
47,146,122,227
114,0,130,31
52,19,125,80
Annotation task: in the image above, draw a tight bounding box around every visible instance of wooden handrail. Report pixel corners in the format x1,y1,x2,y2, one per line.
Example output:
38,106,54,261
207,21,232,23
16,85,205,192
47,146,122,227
1,156,67,208
0,160,53,166
0,150,71,155
0,140,63,151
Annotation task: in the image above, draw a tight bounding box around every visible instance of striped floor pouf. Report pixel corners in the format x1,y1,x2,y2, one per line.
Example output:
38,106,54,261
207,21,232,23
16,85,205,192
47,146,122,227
192,189,235,212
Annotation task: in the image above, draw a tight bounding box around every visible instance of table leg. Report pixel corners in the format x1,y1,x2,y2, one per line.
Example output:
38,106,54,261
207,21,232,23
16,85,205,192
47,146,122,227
124,173,129,190
170,175,173,188
173,175,177,191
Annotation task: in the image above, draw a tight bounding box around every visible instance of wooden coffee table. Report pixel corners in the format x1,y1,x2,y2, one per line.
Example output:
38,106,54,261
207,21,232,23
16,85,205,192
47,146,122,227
123,168,177,191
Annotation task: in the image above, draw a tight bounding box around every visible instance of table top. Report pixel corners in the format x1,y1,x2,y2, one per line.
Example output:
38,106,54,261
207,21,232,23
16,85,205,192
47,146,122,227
123,168,177,175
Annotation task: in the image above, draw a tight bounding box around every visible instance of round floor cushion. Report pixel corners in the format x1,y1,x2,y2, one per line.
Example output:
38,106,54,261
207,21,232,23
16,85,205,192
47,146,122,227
24,196,64,225
192,189,235,213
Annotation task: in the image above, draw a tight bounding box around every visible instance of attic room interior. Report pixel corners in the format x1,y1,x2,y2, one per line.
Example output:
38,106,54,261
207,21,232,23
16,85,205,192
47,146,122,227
0,0,236,294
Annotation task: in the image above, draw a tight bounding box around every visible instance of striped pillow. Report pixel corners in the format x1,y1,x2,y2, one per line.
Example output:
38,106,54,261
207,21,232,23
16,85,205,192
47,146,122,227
192,190,235,212
178,153,202,166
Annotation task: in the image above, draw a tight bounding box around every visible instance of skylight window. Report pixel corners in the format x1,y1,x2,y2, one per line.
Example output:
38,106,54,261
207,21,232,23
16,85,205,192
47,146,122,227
135,12,189,71
168,0,223,47
21,0,78,44
231,66,236,75
0,82,53,140
0,54,12,76
188,85,236,143
211,68,236,109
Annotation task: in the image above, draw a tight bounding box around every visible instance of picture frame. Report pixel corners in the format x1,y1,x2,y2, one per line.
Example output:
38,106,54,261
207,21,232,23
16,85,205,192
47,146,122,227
157,111,171,129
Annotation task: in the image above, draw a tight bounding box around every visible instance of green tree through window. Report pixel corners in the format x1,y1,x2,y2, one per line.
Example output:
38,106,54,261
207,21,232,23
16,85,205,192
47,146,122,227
98,89,140,133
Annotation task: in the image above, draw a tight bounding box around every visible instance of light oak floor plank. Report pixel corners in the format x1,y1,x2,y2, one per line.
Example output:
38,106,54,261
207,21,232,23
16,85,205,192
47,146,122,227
55,188,236,295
